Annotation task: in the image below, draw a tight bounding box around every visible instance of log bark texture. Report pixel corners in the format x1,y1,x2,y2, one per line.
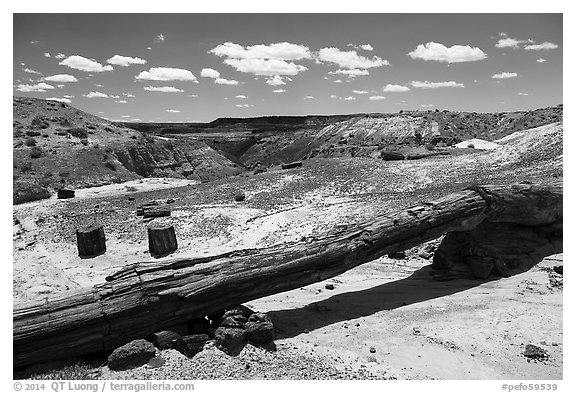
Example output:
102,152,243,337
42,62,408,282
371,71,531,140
148,223,178,256
76,225,106,257
13,182,562,368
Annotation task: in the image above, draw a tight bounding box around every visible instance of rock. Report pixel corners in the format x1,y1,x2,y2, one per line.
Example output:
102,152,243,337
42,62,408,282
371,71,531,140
387,251,406,259
221,314,248,328
234,192,246,202
523,344,549,361
181,334,210,357
467,256,494,279
128,196,135,201
149,330,182,350
553,265,563,275
107,339,156,371
57,189,75,199
281,161,303,169
147,356,165,369
418,251,433,260
223,305,254,320
166,198,175,204
325,283,335,290
214,327,246,356
247,312,272,324
245,320,274,345
369,347,376,353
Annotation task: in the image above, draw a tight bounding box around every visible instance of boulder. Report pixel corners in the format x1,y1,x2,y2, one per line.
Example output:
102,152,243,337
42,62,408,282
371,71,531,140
523,344,549,361
388,251,406,259
181,334,210,357
57,189,75,199
245,321,274,345
214,327,246,356
281,161,303,169
149,330,182,350
221,314,248,328
222,305,254,320
107,339,156,371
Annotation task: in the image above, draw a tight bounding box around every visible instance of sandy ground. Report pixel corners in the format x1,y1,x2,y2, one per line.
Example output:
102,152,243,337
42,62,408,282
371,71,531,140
13,175,563,379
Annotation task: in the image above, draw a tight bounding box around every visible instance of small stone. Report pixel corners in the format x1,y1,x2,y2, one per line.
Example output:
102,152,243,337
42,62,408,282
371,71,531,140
369,347,376,353
325,283,335,290
214,327,246,356
523,344,549,361
553,265,563,275
147,356,165,369
245,320,274,345
388,251,406,259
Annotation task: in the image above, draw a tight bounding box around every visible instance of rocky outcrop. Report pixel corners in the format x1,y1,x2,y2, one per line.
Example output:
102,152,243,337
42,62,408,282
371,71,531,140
107,339,156,371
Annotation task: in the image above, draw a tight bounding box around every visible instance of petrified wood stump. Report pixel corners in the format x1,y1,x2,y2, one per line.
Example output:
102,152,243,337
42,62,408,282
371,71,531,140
148,222,177,256
76,224,106,257
57,189,75,199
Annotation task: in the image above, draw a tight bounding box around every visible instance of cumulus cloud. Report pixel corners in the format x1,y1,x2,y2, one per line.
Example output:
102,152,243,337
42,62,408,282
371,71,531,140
23,68,42,75
408,42,487,63
421,104,434,108
85,91,109,98
235,104,254,108
43,74,78,83
496,37,526,49
116,100,127,103
166,109,181,113
123,93,135,97
343,96,356,101
330,69,370,77
223,58,307,76
155,34,166,43
329,95,339,99
537,58,547,63
44,53,51,58
369,96,386,100
273,89,286,93
136,67,197,82
518,92,530,96
383,84,410,92
107,55,147,66
352,90,368,94
60,55,113,72
303,95,315,100
210,42,312,61
360,44,374,51
143,86,184,92
411,80,465,88
266,75,286,86
333,79,343,84
16,82,55,92
318,47,388,69
235,95,247,99
201,68,220,78
492,72,518,79
47,97,71,103
55,53,66,59
215,78,239,85
524,42,558,51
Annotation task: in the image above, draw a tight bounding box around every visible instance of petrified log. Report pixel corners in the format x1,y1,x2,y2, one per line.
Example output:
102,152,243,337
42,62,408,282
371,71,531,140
13,182,562,368
57,189,75,199
281,161,303,169
148,222,178,256
76,224,106,257
142,206,171,219
136,201,159,216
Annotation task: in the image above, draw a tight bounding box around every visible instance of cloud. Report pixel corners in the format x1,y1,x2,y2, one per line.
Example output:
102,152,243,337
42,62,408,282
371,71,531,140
223,58,307,76
121,115,131,118
273,89,286,93
352,90,369,94
16,82,55,92
369,95,386,100
123,93,135,97
155,34,165,42
47,97,71,103
408,42,487,63
496,37,526,49
524,42,558,51
360,44,374,51
330,69,370,77
411,80,465,88
330,95,339,99
63,95,74,98
55,53,66,59
43,74,78,83
29,40,39,44
492,72,518,79
166,109,181,113
303,96,315,100
383,84,410,92
201,68,220,78
116,100,127,103
421,104,434,108
215,78,239,85
333,79,343,83
210,42,312,61
136,67,197,82
235,95,247,99
343,96,356,101
318,47,389,69
537,58,547,63
235,104,254,108
23,68,42,75
265,75,286,86
44,53,51,58
143,86,183,92
518,92,530,96
85,91,109,98
60,55,113,72
107,55,147,66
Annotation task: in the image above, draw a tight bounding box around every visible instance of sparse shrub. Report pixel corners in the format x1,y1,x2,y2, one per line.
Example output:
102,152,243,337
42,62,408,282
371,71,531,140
68,127,88,139
59,170,70,178
92,142,100,149
25,137,37,147
41,133,49,138
30,146,44,159
130,135,137,139
13,181,51,204
104,160,117,171
104,126,113,132
55,128,68,136
234,191,246,202
125,185,138,192
20,161,32,173
424,143,435,151
26,130,41,137
86,123,97,130
80,138,89,146
467,143,475,149
30,114,49,129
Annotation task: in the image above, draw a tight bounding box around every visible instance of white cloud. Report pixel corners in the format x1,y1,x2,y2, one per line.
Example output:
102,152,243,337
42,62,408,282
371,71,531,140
537,58,547,63
29,40,39,44
201,68,220,78
109,95,120,99
235,95,247,99
215,77,239,85
224,58,307,76
318,47,389,69
23,68,42,75
60,55,113,72
344,96,356,101
369,95,386,100
273,89,286,93
16,82,55,92
408,42,487,63
360,44,374,51
47,97,71,103
492,72,518,79
383,84,410,92
116,100,127,103
518,92,530,96
63,95,74,98
352,90,368,94
44,52,51,57
143,86,183,92
123,93,135,97
136,67,197,82
411,80,465,88
496,37,526,49
107,55,147,66
420,104,434,108
235,104,254,108
166,109,181,113
121,115,131,118
55,53,66,59
155,34,165,42
187,94,198,98
330,69,370,77
524,42,558,51
333,79,343,83
95,84,103,88
329,95,339,99
266,75,286,86
303,95,315,100
56,84,65,88
210,42,312,61
43,74,78,83
85,91,109,98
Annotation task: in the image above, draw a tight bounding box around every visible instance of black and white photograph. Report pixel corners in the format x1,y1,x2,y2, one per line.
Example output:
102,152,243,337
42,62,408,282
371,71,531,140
9,5,567,387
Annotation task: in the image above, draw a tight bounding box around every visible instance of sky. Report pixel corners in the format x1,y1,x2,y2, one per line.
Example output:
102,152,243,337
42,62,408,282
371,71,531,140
13,13,562,123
